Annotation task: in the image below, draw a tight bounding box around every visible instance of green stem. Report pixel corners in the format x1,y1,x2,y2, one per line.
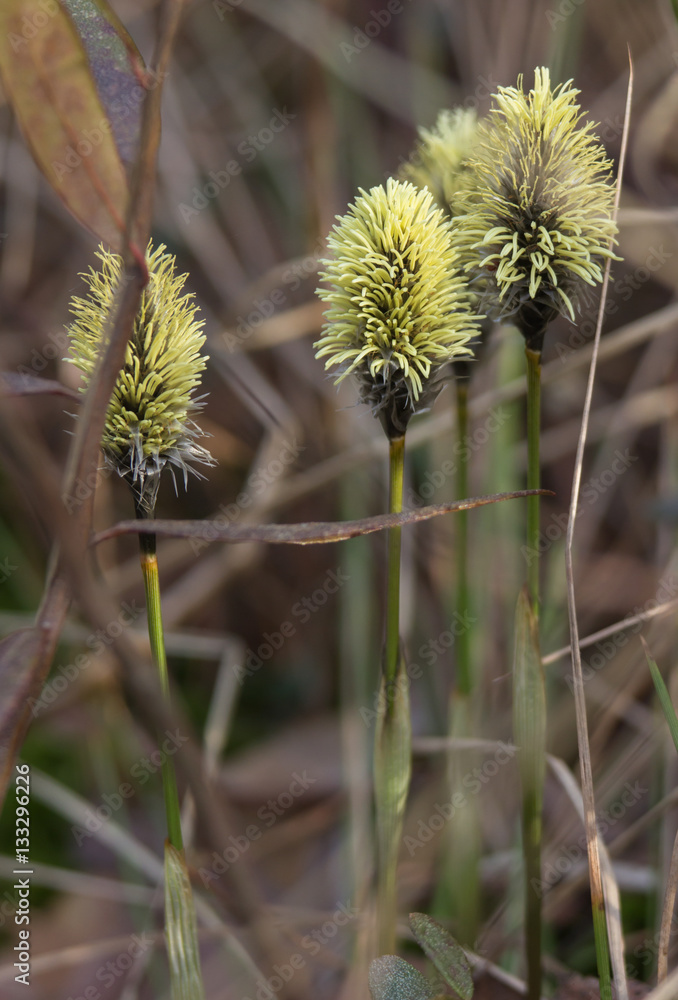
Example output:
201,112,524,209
524,346,543,1000
137,514,184,852
455,379,471,697
592,899,613,1000
375,433,409,955
526,347,542,617
384,435,405,687
523,789,542,1000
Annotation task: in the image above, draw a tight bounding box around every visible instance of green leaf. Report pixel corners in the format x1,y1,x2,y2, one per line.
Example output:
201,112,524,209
61,0,145,170
0,0,130,246
409,913,474,1000
368,956,439,1000
164,843,206,1000
644,638,678,756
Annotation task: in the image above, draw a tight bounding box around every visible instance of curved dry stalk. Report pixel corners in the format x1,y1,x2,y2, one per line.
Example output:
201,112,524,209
92,490,551,547
562,58,633,1000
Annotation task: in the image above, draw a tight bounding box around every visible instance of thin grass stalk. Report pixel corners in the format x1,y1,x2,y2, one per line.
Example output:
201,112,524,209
562,61,634,1000
518,344,545,1000
375,434,410,955
136,512,184,852
433,375,480,943
455,377,472,695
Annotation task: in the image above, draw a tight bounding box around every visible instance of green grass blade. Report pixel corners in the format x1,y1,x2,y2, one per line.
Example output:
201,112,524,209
164,842,206,1000
643,637,678,756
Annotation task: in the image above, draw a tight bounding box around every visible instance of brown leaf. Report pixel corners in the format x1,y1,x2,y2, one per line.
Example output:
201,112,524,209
92,490,553,547
0,0,129,246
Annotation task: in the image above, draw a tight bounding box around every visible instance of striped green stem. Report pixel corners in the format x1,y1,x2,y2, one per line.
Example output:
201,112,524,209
525,347,542,616
384,435,405,688
375,434,410,955
523,346,544,1000
136,507,184,852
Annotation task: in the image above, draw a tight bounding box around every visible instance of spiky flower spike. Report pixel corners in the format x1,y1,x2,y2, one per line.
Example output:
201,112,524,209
456,67,619,351
67,242,215,511
400,107,479,217
314,178,479,439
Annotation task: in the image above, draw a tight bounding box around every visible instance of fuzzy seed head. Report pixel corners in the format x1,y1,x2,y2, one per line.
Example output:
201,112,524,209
67,243,215,509
455,67,619,348
401,107,479,217
314,178,479,437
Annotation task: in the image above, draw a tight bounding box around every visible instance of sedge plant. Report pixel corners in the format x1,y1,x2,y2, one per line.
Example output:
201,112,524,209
67,242,214,999
314,177,478,953
455,68,619,999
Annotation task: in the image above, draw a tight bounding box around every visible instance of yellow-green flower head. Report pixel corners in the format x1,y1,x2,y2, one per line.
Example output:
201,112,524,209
314,178,478,438
455,67,619,350
400,108,479,217
67,242,215,510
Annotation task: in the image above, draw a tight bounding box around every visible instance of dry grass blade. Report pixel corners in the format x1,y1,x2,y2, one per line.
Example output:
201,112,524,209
561,58,634,1000
92,490,552,546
